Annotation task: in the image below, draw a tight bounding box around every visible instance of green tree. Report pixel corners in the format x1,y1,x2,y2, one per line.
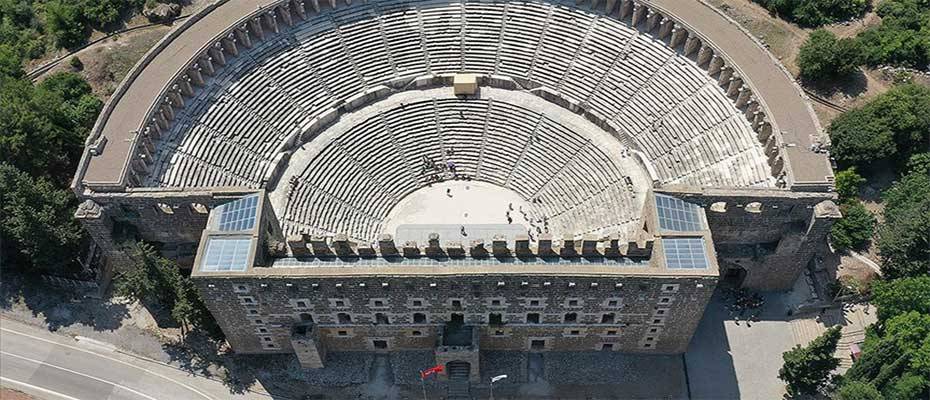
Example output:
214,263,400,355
798,29,862,81
876,158,930,279
44,0,87,49
835,167,866,201
857,0,930,69
0,0,45,59
828,84,930,172
115,242,179,304
886,373,930,400
871,276,930,321
905,152,930,176
0,163,84,272
779,326,842,396
836,380,884,400
0,71,100,185
115,242,220,335
830,201,875,250
0,43,23,78
753,0,869,27
844,312,930,399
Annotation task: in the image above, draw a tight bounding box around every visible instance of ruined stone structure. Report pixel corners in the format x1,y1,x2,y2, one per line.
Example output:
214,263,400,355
72,0,838,380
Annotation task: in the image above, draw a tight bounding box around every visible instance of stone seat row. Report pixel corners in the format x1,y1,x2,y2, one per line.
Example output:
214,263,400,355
141,0,774,192
281,97,635,241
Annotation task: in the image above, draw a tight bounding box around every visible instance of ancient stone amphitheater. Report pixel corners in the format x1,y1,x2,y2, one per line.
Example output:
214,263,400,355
72,0,838,376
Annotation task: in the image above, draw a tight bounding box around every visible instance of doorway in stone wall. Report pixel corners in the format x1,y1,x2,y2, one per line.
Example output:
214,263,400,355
530,339,546,351
723,265,747,287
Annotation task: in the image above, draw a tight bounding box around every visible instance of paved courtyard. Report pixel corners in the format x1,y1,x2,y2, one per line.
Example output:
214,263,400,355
685,276,875,400
686,290,796,399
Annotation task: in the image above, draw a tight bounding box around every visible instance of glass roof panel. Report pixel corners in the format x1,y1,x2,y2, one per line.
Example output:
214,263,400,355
217,195,259,231
655,194,704,232
200,237,252,272
663,237,709,269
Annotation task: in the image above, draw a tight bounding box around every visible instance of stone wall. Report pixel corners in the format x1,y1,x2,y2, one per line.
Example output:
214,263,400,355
75,189,261,269
662,188,839,291
192,274,717,359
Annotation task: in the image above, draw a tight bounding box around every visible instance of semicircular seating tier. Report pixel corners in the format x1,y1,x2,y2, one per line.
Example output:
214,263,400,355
144,0,774,193
278,97,643,242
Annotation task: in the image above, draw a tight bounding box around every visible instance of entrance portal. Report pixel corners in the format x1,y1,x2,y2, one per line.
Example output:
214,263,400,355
446,361,471,381
530,339,546,351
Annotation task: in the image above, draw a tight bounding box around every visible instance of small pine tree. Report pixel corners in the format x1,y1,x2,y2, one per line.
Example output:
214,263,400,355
778,326,842,397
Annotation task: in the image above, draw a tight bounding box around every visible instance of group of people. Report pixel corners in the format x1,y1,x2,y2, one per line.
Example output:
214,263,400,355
505,202,550,241
420,149,467,184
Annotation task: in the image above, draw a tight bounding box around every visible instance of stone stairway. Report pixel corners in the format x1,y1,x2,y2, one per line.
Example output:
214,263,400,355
835,328,865,371
789,316,824,347
789,307,871,373
447,362,471,400
447,380,471,400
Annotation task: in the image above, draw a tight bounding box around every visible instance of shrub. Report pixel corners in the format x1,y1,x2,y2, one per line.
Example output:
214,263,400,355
798,29,862,81
69,56,83,70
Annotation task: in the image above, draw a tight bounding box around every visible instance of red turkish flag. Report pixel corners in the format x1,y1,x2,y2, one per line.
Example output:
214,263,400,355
420,365,445,379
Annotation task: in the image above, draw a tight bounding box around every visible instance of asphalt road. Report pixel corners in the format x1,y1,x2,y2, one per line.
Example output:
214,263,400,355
0,318,268,400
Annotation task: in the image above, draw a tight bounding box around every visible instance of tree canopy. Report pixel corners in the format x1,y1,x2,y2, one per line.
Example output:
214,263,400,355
857,0,930,69
115,242,220,335
828,84,930,173
872,276,930,323
0,163,85,272
830,201,876,251
0,70,100,185
779,326,842,396
875,156,930,279
752,0,869,27
798,29,862,81
834,168,866,201
843,311,930,399
836,380,885,400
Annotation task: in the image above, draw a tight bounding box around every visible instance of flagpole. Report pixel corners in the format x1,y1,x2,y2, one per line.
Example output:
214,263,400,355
419,370,428,400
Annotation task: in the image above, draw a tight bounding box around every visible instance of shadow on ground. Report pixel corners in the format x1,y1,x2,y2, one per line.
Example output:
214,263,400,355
0,273,128,332
803,69,869,99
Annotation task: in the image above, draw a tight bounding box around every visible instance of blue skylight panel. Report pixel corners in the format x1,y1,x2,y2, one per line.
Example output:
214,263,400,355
656,194,704,232
201,237,252,272
663,238,709,269
218,195,259,231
